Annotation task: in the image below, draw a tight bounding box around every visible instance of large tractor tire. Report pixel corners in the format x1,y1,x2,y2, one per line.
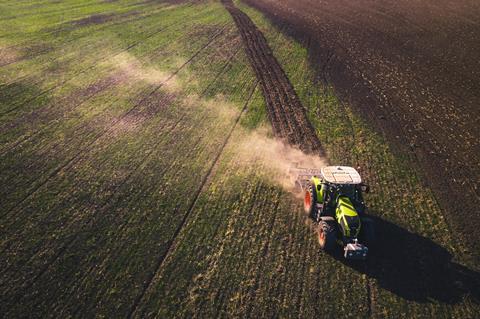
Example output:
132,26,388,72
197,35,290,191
317,220,337,252
304,184,317,219
360,217,375,247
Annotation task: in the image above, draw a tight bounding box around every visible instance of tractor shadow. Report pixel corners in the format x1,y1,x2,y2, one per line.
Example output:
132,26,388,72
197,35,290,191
330,215,480,304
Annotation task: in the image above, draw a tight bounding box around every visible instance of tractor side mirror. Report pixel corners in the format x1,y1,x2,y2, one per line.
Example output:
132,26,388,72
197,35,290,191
360,184,370,193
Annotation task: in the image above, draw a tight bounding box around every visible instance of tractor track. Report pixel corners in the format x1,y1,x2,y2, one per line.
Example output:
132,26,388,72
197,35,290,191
221,0,324,156
127,81,259,319
245,193,281,318
222,2,376,315
0,28,225,220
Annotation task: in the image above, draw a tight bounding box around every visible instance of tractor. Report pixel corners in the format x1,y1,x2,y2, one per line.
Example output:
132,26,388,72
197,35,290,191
291,166,374,260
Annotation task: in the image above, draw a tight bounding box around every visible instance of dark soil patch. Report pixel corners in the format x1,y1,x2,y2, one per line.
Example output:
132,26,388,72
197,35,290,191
71,13,117,26
0,43,54,67
242,0,480,262
0,71,128,144
69,11,140,29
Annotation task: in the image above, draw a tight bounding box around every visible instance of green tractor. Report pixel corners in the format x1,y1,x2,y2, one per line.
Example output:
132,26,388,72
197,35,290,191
291,166,374,260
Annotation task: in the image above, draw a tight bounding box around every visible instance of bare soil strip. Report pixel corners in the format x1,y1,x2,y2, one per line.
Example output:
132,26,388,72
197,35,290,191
221,0,324,156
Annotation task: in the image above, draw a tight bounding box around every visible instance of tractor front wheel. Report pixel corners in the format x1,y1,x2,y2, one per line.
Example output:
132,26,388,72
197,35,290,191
317,220,336,252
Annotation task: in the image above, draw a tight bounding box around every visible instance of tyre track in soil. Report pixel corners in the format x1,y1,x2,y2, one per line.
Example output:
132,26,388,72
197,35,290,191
0,4,211,116
221,0,324,156
0,28,226,221
127,81,258,319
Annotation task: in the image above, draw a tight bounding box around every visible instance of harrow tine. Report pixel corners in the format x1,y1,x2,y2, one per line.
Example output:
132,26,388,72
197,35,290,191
288,167,323,191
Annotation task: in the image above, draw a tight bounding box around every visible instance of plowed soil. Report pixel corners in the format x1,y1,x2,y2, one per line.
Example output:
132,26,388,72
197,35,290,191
222,0,323,156
243,0,480,259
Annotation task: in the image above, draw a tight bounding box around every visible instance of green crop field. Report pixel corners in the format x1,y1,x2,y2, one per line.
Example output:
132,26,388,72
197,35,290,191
1,0,478,318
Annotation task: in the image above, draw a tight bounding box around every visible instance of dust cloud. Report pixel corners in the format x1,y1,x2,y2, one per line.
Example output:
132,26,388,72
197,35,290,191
235,127,328,194
106,52,328,195
108,52,183,91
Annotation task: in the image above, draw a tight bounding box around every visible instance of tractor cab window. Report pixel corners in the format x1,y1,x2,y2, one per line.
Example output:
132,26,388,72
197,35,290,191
338,184,355,198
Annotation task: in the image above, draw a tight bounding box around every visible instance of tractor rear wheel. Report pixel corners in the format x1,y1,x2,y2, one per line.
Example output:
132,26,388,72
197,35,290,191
317,220,336,252
304,185,317,219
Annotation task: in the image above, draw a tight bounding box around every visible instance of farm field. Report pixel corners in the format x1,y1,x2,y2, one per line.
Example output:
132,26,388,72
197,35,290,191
0,0,479,318
243,0,480,261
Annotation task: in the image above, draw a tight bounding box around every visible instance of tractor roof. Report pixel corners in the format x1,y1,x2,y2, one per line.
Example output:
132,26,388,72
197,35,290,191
321,166,362,184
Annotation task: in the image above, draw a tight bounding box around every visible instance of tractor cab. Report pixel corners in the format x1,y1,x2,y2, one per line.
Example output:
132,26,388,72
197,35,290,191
312,166,367,220
291,165,374,260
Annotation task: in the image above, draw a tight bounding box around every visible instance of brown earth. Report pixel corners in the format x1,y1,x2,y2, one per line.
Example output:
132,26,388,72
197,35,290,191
242,0,480,260
223,0,480,306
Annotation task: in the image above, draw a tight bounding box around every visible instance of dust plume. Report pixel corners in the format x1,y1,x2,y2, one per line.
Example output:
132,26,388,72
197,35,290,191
107,52,183,91
235,127,329,194
106,52,329,195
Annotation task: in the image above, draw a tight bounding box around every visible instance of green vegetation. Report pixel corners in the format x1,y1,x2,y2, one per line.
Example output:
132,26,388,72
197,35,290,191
0,0,478,318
